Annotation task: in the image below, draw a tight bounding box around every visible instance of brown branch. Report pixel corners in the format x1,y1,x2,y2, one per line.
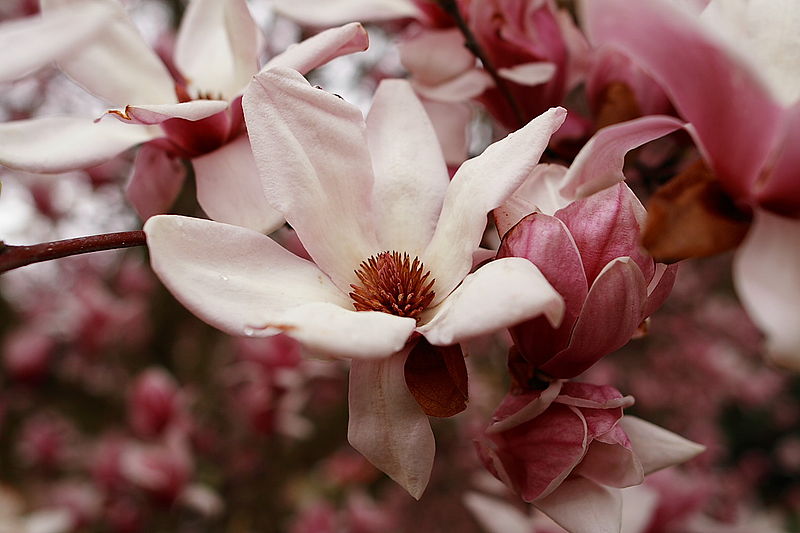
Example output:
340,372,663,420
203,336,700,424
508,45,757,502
0,231,146,273
438,0,527,128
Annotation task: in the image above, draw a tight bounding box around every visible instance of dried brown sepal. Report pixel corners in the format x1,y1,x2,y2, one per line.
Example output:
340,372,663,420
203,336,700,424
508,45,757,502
642,159,753,263
404,339,468,418
595,81,642,130
349,251,435,319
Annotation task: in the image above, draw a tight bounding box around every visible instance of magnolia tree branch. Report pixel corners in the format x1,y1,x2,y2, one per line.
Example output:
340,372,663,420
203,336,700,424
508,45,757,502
0,231,146,273
438,0,527,128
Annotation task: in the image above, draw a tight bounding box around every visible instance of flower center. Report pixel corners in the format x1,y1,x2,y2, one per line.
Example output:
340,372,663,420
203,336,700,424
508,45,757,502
349,251,435,319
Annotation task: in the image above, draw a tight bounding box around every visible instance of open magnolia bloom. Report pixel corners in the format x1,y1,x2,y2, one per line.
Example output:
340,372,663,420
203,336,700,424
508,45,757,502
145,69,567,498
0,0,369,230
475,381,704,533
568,0,800,369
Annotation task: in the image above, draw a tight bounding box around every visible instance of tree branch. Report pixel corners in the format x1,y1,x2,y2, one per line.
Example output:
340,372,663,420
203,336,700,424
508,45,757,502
438,0,527,128
0,231,146,273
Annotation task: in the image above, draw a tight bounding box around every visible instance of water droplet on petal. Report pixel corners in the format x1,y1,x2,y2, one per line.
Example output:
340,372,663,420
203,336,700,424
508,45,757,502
219,274,229,281
243,327,255,337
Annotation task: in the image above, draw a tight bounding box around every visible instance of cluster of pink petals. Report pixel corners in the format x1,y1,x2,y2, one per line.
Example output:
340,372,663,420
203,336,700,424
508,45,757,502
475,381,705,533
573,0,800,369
497,179,677,379
0,0,369,226
145,67,568,497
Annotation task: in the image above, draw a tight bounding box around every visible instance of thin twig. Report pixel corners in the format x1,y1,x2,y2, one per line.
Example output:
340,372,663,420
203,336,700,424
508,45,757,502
0,231,146,273
438,0,527,128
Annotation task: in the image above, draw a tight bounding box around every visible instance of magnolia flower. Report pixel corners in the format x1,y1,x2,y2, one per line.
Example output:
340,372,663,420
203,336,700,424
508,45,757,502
0,0,369,228
145,69,567,497
573,0,800,369
475,381,704,533
496,178,677,379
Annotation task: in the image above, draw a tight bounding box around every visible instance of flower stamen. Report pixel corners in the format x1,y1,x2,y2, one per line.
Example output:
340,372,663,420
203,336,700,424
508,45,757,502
349,251,435,320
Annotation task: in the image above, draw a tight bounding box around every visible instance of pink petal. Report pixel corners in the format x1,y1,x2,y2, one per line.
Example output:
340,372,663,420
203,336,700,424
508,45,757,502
399,28,475,87
581,0,784,203
348,347,434,499
556,183,654,284
108,101,230,125
479,403,588,502
41,0,176,106
242,67,378,292
271,0,421,26
174,0,259,100
559,115,685,200
0,4,113,82
535,477,622,533
366,80,450,255
755,103,800,217
412,70,494,102
499,213,587,368
263,22,369,76
0,116,158,173
541,258,648,379
733,210,800,370
420,99,472,166
556,382,632,410
144,215,415,358
487,381,563,434
642,263,678,319
417,257,564,347
126,144,186,220
193,136,284,233
422,107,567,303
498,62,557,86
495,163,570,237
575,429,644,488
619,416,705,474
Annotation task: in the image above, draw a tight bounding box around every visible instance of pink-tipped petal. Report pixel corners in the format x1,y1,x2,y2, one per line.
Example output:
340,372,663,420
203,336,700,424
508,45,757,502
495,163,570,236
126,144,186,220
348,348,434,500
620,416,705,474
535,477,622,533
41,0,177,106
242,67,378,291
366,79,450,254
417,257,564,347
144,215,415,358
541,258,648,378
174,0,259,100
556,183,654,283
193,136,284,234
581,0,783,202
0,116,158,173
108,101,230,125
271,0,421,26
0,3,113,82
733,210,800,370
560,115,685,200
263,22,369,76
423,107,567,303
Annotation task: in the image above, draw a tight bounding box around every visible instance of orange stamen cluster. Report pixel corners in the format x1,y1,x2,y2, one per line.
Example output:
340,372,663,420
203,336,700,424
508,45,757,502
349,251,436,320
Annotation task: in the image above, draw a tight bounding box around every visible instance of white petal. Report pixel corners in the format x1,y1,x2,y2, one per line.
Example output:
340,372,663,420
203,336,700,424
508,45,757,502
620,416,705,474
463,493,533,533
348,348,434,499
272,0,421,26
41,0,176,105
423,107,567,303
733,210,800,369
0,3,112,82
193,136,284,233
145,215,416,358
242,67,378,291
175,0,259,100
418,257,564,346
263,22,369,76
535,478,622,533
420,99,472,166
498,62,557,86
0,116,158,173
494,163,570,237
366,79,450,254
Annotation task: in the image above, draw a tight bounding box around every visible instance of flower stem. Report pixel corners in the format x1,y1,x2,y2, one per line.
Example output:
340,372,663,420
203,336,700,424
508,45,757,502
438,0,527,128
0,231,146,273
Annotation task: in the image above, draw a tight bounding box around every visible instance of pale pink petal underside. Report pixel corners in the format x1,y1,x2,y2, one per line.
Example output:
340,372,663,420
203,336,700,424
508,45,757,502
348,348,435,499
0,116,158,173
535,477,622,533
193,135,284,234
620,415,705,474
264,22,369,76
